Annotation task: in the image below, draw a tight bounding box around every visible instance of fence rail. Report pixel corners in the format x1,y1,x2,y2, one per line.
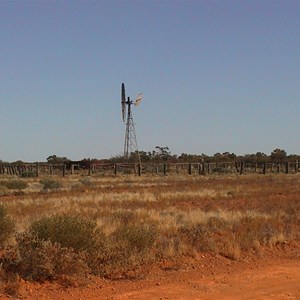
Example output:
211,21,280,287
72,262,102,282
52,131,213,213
0,161,299,177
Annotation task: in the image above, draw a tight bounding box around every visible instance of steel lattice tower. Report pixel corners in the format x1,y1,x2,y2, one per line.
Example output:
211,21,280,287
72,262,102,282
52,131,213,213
124,97,139,161
121,83,143,163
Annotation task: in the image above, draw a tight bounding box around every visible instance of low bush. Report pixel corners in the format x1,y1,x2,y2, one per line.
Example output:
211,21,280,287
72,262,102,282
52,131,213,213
16,214,111,278
0,180,28,190
99,224,158,278
1,232,89,282
29,214,99,252
40,178,62,190
112,224,157,254
21,171,37,178
0,204,15,249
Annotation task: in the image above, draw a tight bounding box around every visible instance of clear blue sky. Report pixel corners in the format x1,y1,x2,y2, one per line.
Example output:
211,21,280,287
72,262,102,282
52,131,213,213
1,1,299,162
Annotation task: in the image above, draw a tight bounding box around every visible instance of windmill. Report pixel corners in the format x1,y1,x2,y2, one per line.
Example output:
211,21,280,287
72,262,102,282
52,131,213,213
121,83,143,163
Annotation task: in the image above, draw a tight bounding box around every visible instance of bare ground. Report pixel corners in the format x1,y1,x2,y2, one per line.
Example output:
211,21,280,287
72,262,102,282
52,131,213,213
2,248,299,300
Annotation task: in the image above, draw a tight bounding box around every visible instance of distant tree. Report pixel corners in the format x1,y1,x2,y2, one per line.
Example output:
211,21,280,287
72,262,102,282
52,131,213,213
155,146,170,156
223,152,236,161
46,155,70,164
109,154,127,163
287,154,300,161
255,152,269,162
153,146,172,161
243,152,268,163
178,153,204,162
136,151,151,162
128,151,144,163
270,149,287,163
12,160,25,165
212,152,236,162
178,153,192,162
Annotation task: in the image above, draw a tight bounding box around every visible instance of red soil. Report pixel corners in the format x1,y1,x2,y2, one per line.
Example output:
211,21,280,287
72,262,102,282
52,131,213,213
1,249,299,300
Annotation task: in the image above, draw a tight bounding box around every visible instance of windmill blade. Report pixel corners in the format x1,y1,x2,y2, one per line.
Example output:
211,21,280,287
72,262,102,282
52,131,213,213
134,93,143,106
121,83,126,122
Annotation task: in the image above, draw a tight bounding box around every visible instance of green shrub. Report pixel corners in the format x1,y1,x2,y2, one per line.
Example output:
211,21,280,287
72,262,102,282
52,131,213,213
1,232,89,282
21,171,37,178
40,178,62,190
0,204,15,249
113,224,157,253
29,214,99,252
0,180,28,190
28,214,114,277
108,224,158,271
77,222,159,279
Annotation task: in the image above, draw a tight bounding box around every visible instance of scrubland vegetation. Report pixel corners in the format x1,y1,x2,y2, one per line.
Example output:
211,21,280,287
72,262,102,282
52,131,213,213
0,173,299,296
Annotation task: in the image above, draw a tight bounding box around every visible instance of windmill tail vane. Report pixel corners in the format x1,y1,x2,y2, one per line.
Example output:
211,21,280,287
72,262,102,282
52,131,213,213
134,93,143,106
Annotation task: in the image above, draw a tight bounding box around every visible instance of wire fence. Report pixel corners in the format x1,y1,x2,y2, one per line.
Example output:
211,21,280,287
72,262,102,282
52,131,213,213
0,161,299,177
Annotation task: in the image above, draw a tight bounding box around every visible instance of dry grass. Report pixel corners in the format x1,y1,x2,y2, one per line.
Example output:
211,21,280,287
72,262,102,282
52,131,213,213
0,173,299,289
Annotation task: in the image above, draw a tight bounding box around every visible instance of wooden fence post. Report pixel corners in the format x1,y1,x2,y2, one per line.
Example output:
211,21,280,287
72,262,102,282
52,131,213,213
263,162,266,174
240,162,244,175
164,164,167,175
10,166,14,175
114,164,117,176
138,164,141,176
156,165,159,174
36,162,39,177
202,162,206,175
277,163,280,173
285,162,289,174
62,164,66,177
17,166,21,176
207,163,210,174
188,163,192,175
235,161,239,173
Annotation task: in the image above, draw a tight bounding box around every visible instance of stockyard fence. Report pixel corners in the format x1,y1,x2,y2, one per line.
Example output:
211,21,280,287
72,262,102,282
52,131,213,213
0,161,299,177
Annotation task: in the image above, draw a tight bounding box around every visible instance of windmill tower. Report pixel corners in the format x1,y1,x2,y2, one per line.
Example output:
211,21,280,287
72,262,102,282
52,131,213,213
121,83,143,163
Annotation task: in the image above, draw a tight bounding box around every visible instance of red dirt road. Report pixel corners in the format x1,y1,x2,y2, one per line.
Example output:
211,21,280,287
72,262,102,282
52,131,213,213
2,255,299,300
119,260,300,300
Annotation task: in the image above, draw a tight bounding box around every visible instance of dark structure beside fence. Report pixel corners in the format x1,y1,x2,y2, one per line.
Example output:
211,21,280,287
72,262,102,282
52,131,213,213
0,161,299,177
